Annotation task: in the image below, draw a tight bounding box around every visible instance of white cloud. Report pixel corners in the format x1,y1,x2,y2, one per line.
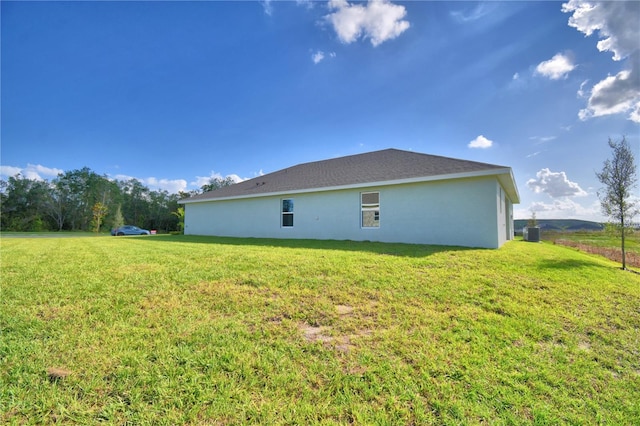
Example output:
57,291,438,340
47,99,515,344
312,51,325,64
114,173,188,193
296,0,314,9
261,0,273,16
145,177,188,194
325,0,410,47
1,165,246,195
0,164,63,181
450,3,496,23
32,164,64,178
507,70,529,91
562,0,640,122
535,53,576,80
578,70,640,123
113,173,136,182
530,135,557,143
312,50,336,64
191,171,244,189
226,174,244,182
631,103,640,123
563,0,638,61
514,198,602,221
577,79,590,98
0,165,23,178
468,135,493,149
526,168,587,198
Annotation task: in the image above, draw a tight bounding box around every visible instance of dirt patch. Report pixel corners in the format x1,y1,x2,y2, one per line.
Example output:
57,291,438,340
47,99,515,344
554,239,640,268
334,336,354,353
335,305,354,316
297,305,371,353
299,323,356,352
47,367,72,382
578,341,591,351
299,323,333,343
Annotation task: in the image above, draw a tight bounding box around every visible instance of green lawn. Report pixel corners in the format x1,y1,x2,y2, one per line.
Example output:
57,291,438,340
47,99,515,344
541,230,640,252
542,230,640,270
1,235,639,424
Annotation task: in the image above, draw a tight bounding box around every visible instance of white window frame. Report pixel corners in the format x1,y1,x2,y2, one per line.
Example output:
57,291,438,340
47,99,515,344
281,199,294,228
361,192,380,229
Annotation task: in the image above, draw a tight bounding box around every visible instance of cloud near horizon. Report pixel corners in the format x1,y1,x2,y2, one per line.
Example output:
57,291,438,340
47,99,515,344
325,0,410,47
191,171,245,189
0,164,64,181
562,0,640,122
526,168,587,198
0,164,251,195
114,174,188,194
514,198,601,221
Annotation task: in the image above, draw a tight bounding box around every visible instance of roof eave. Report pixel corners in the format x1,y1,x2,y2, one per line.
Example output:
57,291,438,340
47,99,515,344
497,168,520,204
179,168,519,204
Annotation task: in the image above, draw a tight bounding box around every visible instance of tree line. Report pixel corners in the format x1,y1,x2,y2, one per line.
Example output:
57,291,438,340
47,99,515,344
0,167,234,233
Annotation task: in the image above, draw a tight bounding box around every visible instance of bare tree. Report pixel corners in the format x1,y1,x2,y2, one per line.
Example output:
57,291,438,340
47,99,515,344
596,137,638,270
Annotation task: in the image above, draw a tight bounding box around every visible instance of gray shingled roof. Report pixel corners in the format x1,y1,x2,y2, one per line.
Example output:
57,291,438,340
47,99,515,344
181,148,519,203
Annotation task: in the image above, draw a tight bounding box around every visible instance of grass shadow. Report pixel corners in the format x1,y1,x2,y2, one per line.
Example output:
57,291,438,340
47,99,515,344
139,234,481,258
537,258,609,270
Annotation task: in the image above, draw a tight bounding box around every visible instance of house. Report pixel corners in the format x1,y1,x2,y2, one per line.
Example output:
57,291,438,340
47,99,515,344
179,149,520,248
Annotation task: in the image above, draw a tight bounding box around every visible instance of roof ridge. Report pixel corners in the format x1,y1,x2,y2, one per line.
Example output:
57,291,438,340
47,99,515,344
181,148,514,203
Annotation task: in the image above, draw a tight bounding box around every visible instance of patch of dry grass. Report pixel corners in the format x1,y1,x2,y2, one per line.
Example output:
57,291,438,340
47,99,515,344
554,238,640,268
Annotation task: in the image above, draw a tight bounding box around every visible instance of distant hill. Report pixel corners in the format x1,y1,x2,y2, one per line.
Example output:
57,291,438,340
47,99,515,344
514,219,604,232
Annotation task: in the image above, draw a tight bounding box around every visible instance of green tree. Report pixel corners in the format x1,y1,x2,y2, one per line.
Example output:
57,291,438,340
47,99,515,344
0,175,53,231
0,168,189,234
146,189,178,232
596,137,638,270
119,178,150,227
45,177,70,231
201,176,236,193
111,204,125,231
171,207,185,233
91,202,109,233
55,168,117,230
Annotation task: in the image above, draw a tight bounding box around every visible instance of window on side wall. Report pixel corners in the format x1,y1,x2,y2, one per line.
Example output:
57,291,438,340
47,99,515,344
282,199,294,227
361,192,380,228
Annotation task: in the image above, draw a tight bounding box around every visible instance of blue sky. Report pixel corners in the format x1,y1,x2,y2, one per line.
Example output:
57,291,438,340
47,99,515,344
2,0,639,222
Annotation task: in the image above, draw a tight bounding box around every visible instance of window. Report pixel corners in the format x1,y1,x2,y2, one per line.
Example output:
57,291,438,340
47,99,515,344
282,199,294,227
361,192,380,228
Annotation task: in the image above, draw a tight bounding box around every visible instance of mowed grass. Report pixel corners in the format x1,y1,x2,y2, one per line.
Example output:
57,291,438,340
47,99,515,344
1,235,639,425
542,230,640,253
542,231,640,269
